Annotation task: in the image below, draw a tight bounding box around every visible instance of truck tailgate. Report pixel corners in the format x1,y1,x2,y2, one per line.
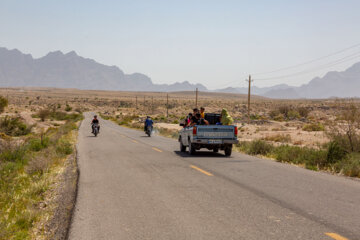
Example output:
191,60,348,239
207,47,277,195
196,126,235,139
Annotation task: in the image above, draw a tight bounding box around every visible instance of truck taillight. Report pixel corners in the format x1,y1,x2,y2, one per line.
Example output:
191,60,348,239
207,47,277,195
234,126,238,136
193,127,197,135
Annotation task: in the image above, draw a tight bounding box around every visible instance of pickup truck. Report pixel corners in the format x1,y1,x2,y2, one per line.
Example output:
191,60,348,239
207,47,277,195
178,114,238,156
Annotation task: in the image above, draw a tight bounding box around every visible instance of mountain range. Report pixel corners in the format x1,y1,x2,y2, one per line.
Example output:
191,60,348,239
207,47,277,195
0,47,206,92
0,47,359,98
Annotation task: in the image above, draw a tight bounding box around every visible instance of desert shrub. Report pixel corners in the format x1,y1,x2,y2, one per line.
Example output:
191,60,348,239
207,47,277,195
25,155,50,175
269,109,280,119
273,145,304,164
156,127,179,139
65,104,72,112
0,96,8,113
49,111,83,122
263,134,291,143
302,122,325,131
297,107,310,118
56,139,73,155
335,153,360,177
273,114,285,122
0,116,32,136
28,137,50,152
0,144,26,163
326,141,347,164
278,105,290,118
328,104,360,153
50,111,67,120
118,115,139,125
273,145,327,169
172,120,179,124
38,109,51,121
247,140,273,155
287,110,300,120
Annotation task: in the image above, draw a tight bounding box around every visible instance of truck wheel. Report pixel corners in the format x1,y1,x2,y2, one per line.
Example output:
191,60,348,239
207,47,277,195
213,148,219,153
188,142,196,155
224,146,232,157
180,139,186,152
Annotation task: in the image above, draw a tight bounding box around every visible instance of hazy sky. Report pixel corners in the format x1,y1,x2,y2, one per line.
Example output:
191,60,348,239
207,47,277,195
1,0,360,89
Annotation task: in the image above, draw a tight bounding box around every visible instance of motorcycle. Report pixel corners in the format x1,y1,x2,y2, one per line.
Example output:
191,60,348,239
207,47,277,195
92,123,100,137
145,125,152,137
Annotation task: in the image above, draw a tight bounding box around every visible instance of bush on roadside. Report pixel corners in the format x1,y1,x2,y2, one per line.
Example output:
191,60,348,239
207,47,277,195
0,116,32,136
326,141,347,164
56,139,73,155
335,153,360,177
246,140,273,155
273,145,327,168
28,137,50,152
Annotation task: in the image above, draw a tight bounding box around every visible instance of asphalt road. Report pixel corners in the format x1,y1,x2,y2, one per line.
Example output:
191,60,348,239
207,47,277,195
69,113,360,240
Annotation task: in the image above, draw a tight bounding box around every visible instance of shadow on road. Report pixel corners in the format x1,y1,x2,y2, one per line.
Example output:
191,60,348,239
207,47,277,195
174,150,227,158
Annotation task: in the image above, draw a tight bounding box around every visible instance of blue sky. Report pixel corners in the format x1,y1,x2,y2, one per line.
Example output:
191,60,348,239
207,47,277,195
1,0,360,89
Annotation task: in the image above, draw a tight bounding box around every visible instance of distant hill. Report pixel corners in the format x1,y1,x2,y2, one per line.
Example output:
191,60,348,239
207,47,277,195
0,47,207,92
216,62,360,99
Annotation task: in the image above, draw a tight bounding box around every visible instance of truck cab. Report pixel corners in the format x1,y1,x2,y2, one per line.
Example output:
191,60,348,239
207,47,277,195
178,113,239,156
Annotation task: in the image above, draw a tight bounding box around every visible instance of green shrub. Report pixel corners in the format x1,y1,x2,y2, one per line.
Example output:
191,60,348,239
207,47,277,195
247,140,273,155
0,145,26,163
302,122,325,131
264,134,291,143
326,141,347,164
56,139,73,155
273,114,285,122
335,153,360,177
28,137,50,152
287,110,300,120
0,96,8,113
273,145,327,168
65,104,72,112
0,117,32,136
273,145,304,164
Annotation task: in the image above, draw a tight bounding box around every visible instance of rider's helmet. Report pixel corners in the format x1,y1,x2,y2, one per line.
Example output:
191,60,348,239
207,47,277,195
147,116,150,119
94,115,97,118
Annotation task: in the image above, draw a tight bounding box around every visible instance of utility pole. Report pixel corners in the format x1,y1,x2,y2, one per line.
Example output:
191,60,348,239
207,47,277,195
246,75,253,124
195,88,198,108
135,96,138,110
166,93,169,118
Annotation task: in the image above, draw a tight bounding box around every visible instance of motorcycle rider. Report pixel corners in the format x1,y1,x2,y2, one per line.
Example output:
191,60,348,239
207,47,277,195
144,116,153,132
91,115,100,133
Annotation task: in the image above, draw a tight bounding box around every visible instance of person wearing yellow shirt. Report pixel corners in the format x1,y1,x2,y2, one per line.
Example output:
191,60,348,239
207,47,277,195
200,107,205,118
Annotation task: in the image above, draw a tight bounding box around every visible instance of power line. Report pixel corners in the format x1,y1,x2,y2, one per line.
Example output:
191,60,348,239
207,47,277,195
212,42,360,89
252,42,360,76
256,51,360,81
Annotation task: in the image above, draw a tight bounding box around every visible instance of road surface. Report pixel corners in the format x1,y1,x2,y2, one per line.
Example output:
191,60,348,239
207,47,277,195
69,113,360,240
